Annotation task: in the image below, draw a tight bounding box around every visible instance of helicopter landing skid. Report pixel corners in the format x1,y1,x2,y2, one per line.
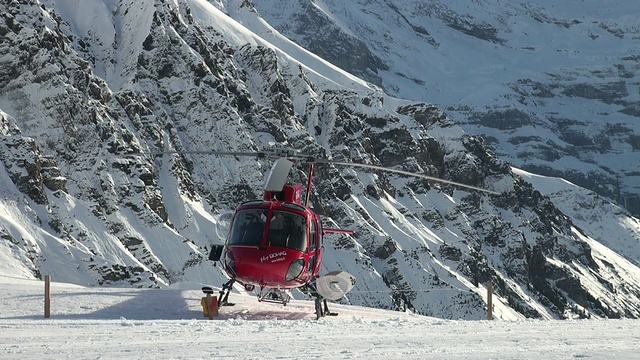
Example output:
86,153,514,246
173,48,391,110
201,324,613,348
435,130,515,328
314,297,338,319
258,288,291,306
300,281,339,320
211,278,236,308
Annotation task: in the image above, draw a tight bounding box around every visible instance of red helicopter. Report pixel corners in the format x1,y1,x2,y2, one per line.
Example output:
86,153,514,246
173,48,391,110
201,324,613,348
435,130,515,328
132,148,498,318
209,155,358,318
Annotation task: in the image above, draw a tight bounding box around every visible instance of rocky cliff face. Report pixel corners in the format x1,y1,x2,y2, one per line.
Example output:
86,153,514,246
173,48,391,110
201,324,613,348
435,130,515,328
2,0,640,320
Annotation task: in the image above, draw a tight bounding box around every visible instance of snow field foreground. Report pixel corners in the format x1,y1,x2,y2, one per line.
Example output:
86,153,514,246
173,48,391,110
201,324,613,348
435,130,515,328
1,276,639,359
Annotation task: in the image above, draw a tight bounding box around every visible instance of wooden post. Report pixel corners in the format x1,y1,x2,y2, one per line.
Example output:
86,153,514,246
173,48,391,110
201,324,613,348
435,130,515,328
44,275,51,319
487,279,493,321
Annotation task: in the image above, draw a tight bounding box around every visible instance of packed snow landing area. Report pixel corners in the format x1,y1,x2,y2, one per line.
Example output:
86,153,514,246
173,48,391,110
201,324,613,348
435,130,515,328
1,276,639,359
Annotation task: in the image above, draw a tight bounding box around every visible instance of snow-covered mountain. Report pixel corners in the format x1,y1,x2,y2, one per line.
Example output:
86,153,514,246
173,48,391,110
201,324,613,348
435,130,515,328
2,0,640,320
247,0,640,215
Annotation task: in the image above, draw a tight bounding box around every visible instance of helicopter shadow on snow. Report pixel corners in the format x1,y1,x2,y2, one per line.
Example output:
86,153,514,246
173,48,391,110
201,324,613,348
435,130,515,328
3,288,201,321
4,287,315,321
169,281,316,321
216,304,313,321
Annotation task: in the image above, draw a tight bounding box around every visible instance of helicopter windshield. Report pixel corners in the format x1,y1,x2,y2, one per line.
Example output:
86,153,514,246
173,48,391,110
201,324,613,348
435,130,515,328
227,208,267,245
267,210,307,252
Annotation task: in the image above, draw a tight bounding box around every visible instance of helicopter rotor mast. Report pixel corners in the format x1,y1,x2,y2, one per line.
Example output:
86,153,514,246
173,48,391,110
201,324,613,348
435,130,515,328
304,163,314,207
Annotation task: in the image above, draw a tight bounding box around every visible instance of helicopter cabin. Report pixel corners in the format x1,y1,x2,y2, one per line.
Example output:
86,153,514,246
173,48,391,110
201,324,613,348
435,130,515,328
227,201,311,253
218,192,322,288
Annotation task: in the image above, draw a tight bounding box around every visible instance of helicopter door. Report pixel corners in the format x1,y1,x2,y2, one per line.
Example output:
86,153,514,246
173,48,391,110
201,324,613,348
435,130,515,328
307,218,318,272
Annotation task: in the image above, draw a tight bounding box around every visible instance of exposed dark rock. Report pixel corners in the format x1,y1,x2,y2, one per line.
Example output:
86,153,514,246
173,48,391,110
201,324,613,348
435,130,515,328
397,103,452,128
439,10,506,44
439,243,462,261
468,109,536,131
374,238,397,259
0,136,47,204
561,81,628,104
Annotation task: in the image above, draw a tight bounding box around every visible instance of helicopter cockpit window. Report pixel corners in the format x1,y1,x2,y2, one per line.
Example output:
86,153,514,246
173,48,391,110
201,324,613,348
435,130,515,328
228,209,267,245
267,210,307,252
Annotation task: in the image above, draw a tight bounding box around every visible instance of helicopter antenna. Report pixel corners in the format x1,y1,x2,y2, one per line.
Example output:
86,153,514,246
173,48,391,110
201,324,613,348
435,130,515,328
305,163,314,206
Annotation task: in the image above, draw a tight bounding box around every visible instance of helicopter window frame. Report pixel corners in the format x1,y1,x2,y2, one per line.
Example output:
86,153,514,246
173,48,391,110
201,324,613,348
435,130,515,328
281,202,306,212
309,218,317,252
239,200,264,207
227,208,267,246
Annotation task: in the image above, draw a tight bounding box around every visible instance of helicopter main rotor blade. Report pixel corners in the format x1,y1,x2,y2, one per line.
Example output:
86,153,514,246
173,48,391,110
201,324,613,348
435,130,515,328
118,150,269,158
131,148,300,159
310,158,500,195
99,147,498,195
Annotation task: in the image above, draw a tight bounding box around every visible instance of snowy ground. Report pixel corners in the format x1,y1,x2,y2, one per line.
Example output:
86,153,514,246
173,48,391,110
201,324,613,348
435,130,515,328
1,275,639,359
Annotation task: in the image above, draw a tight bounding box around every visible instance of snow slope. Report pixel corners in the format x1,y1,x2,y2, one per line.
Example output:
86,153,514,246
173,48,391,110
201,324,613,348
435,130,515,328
514,168,640,266
1,275,639,359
